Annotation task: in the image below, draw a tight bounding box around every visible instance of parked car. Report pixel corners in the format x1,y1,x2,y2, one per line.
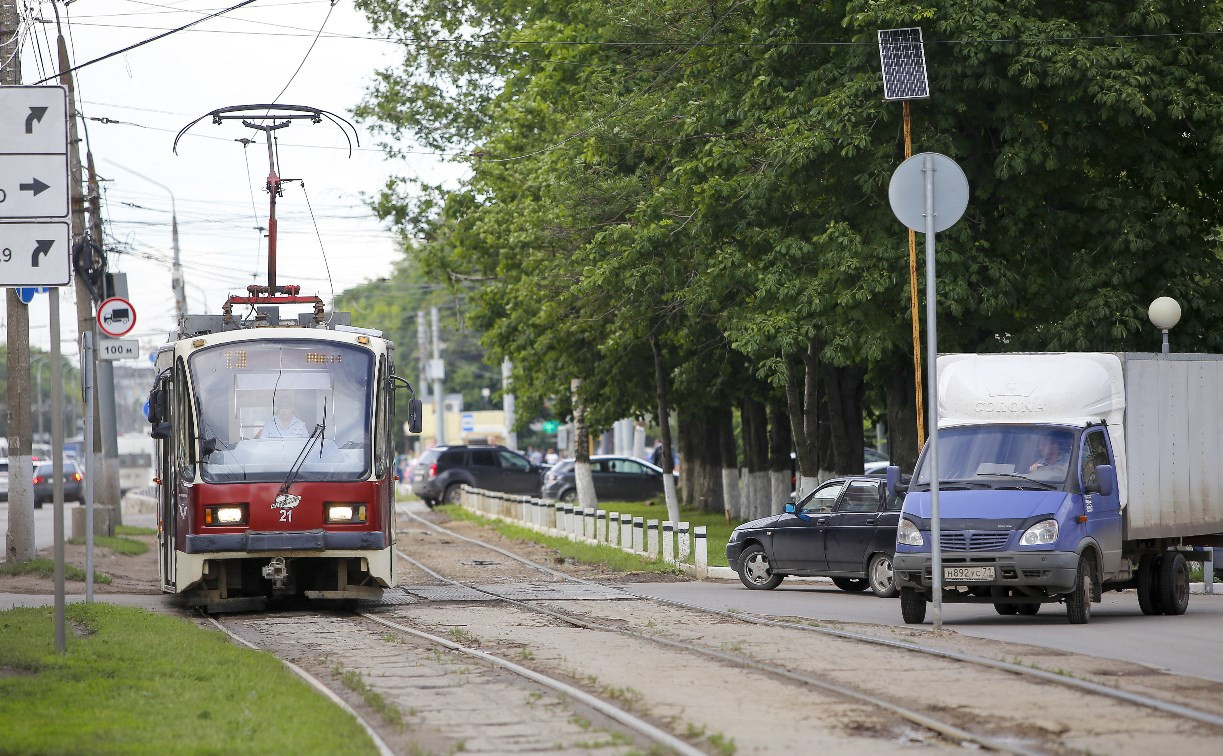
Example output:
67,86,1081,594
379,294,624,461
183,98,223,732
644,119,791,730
541,455,668,503
726,476,904,597
32,460,84,507
411,445,542,508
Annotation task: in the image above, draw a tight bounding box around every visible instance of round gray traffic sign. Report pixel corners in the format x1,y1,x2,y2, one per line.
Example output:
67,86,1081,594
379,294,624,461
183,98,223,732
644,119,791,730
888,152,969,233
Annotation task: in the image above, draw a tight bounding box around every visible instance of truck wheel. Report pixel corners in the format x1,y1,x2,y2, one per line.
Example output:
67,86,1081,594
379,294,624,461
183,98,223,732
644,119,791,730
900,587,927,624
832,577,869,592
991,587,1018,615
1066,555,1093,624
1157,552,1189,616
736,544,783,590
1136,553,1164,616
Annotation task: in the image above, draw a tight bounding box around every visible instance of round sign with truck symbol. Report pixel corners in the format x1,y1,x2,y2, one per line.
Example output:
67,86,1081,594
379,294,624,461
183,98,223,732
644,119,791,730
97,296,136,338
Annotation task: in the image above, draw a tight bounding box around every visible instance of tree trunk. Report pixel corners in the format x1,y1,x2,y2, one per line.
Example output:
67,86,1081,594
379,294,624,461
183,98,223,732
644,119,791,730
718,406,740,521
571,378,597,510
649,332,679,523
740,396,770,520
784,344,821,500
825,364,866,476
767,400,792,515
886,359,920,473
679,406,724,514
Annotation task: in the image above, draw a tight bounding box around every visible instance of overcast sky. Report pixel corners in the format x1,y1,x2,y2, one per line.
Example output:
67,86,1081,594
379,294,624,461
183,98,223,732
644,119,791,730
6,0,459,360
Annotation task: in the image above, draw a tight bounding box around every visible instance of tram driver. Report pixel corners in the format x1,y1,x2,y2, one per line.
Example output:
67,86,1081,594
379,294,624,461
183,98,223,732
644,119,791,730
257,393,309,438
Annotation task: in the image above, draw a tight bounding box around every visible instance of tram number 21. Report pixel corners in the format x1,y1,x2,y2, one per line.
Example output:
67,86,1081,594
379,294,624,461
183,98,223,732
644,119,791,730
279,509,294,523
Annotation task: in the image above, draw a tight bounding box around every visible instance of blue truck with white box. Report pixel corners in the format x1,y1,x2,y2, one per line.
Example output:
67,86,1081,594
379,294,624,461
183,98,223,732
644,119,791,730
891,352,1223,624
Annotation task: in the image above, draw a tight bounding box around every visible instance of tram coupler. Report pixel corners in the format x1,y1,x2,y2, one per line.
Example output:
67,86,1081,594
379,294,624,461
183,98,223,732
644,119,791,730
262,556,289,590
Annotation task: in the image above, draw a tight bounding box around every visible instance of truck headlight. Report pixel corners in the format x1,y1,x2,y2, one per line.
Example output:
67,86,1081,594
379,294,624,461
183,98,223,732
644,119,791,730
1020,519,1058,545
897,519,924,546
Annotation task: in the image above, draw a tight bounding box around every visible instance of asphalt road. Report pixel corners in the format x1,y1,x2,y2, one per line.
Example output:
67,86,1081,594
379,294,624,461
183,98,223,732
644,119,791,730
0,502,155,554
631,579,1223,683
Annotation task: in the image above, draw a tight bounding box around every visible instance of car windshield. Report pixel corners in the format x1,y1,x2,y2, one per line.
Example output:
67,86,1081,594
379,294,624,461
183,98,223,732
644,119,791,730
913,426,1077,488
189,340,374,483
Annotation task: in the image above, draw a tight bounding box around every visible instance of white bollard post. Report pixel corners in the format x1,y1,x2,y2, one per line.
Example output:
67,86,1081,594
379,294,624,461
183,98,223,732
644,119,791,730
607,512,620,548
647,520,659,559
631,517,644,553
620,514,633,552
662,522,675,563
597,511,608,543
694,526,708,577
1206,547,1215,595
678,522,691,563
584,508,594,541
553,502,563,534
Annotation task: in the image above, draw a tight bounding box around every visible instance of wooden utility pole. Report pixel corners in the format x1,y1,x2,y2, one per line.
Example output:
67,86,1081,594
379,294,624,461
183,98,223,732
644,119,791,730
2,0,36,563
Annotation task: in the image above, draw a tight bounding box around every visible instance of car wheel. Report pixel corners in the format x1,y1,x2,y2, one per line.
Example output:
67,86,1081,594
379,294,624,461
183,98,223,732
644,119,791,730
867,553,898,598
736,544,783,590
900,587,927,624
1066,555,1093,625
1016,602,1040,616
424,498,437,510
442,485,463,506
831,577,869,592
1157,551,1189,616
559,489,577,503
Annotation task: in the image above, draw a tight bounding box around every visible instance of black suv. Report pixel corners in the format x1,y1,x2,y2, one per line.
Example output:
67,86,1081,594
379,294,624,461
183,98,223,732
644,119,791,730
410,445,542,507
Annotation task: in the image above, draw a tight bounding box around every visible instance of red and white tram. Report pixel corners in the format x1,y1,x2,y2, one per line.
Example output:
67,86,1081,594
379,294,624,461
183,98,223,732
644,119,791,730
148,313,421,611
149,104,422,611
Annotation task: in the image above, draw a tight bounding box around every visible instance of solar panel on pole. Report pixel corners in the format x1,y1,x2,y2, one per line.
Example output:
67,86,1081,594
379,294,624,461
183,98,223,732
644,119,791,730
878,28,930,101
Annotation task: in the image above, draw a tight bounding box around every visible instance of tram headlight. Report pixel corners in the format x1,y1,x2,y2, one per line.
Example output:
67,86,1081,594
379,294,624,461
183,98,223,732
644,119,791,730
204,504,248,526
325,503,367,524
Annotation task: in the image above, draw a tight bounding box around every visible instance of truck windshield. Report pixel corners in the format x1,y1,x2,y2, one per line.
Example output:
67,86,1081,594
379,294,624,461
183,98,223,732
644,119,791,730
914,426,1076,487
189,340,373,483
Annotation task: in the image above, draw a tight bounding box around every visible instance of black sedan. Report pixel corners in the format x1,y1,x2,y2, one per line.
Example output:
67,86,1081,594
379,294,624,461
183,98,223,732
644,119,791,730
725,476,902,598
541,455,667,502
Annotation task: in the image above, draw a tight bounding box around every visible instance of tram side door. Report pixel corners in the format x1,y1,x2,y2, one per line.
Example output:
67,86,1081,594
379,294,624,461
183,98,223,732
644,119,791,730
151,372,176,591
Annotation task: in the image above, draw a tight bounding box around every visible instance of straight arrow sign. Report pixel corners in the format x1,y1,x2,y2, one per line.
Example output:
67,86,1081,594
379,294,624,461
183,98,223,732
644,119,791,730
19,178,50,196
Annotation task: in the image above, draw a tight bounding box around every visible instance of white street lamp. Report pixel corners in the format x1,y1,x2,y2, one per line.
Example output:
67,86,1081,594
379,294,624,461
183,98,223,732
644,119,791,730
1147,297,1181,355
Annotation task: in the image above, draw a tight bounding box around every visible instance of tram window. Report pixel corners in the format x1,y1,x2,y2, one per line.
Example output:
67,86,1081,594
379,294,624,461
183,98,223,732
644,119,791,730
174,359,194,482
374,355,389,478
189,340,374,484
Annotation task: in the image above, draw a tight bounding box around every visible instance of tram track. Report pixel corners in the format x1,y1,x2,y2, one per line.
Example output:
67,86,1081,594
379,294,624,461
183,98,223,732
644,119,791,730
400,510,1223,750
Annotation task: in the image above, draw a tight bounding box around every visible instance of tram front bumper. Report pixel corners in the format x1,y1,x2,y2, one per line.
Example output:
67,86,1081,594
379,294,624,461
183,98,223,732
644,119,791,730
185,529,386,553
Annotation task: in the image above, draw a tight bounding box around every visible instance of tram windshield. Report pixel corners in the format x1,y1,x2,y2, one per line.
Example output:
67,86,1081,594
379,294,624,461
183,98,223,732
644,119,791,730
189,340,374,483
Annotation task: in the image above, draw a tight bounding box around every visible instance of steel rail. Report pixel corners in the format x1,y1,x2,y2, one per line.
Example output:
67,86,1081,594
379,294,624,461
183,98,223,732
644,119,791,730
352,610,703,756
202,613,395,756
402,511,1223,732
393,547,1034,755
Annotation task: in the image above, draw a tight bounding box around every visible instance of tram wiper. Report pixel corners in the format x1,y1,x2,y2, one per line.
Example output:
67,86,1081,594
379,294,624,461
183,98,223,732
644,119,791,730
274,423,324,508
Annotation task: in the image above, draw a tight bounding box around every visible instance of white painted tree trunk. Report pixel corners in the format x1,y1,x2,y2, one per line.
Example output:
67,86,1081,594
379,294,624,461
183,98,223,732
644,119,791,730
796,475,820,502
720,467,741,520
746,471,771,520
769,470,790,515
575,459,597,510
662,472,679,524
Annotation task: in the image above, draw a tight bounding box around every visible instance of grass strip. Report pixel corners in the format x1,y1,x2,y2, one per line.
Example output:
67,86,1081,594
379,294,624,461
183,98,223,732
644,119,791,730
0,558,111,584
337,666,405,730
0,603,378,754
440,505,686,574
115,525,157,537
68,535,149,556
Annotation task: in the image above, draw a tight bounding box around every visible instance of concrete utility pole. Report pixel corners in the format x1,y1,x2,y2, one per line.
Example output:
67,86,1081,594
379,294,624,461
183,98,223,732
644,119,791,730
416,311,428,406
501,359,516,450
430,306,445,444
88,157,122,521
3,0,36,564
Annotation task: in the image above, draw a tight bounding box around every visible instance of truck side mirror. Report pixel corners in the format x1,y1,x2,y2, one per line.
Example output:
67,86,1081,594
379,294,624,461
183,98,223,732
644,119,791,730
406,398,423,435
1093,464,1116,497
885,465,902,497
